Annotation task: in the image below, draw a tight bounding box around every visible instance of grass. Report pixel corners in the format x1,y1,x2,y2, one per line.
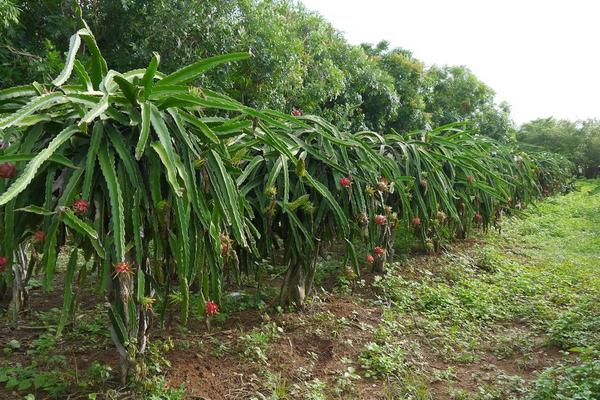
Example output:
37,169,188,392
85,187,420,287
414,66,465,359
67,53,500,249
527,349,600,400
368,179,600,398
1,180,598,399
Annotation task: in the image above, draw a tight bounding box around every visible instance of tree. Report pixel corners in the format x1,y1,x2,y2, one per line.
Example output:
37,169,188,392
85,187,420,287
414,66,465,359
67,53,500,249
0,0,19,27
3,0,517,140
577,120,600,177
377,48,430,132
472,101,515,142
518,118,600,177
0,0,69,87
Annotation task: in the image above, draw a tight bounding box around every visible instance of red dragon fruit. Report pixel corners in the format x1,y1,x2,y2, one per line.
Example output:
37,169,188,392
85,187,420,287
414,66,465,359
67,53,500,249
0,163,16,179
33,230,45,242
205,300,219,316
374,214,387,226
73,199,89,214
339,176,352,188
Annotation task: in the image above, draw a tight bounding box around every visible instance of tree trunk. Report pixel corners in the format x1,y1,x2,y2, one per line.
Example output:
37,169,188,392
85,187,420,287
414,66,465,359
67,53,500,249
372,225,391,274
304,240,321,298
10,244,29,326
108,257,152,384
109,323,131,383
372,256,386,273
279,262,306,308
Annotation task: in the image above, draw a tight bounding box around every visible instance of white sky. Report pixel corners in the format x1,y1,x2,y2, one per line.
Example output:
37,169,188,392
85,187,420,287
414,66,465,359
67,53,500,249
300,0,600,125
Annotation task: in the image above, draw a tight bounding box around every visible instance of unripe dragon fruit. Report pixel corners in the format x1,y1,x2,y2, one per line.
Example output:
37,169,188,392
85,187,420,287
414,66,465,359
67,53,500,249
377,177,389,192
357,212,369,226
436,211,447,222
265,185,278,198
220,233,231,256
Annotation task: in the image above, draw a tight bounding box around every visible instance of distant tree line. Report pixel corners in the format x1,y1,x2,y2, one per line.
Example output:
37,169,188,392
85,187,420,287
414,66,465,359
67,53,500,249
519,118,600,177
1,0,598,172
0,1,513,136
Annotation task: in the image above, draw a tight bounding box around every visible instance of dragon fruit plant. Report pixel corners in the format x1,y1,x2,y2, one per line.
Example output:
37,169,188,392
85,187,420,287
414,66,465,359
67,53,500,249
235,115,398,307
0,15,274,382
378,125,569,247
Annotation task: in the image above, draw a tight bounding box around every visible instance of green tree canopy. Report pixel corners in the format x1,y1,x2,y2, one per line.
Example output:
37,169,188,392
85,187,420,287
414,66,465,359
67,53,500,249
518,118,600,176
0,0,523,142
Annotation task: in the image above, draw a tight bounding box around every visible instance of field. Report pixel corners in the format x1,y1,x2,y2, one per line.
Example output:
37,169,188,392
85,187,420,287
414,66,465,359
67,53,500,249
1,180,598,399
1,6,598,400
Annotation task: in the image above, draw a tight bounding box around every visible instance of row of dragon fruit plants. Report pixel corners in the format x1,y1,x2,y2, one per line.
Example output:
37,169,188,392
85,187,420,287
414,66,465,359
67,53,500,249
0,21,573,381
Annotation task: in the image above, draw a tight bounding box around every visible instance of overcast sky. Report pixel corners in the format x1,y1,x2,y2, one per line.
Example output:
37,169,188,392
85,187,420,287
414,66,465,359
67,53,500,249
300,0,599,125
